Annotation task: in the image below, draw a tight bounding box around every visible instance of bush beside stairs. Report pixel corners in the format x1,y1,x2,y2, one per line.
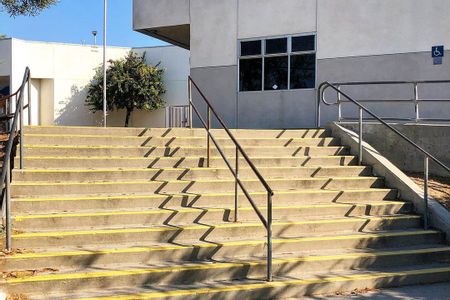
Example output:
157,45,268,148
1,125,449,299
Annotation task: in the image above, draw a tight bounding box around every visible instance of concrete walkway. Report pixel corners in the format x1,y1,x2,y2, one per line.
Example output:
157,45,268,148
302,282,450,299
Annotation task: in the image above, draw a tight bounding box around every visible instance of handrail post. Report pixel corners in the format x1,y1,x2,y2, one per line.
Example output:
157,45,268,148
19,90,24,170
358,107,363,165
28,74,31,125
5,155,11,252
337,85,342,123
206,107,211,168
424,156,429,230
414,83,419,123
267,192,273,282
188,79,193,129
316,86,321,128
234,146,239,222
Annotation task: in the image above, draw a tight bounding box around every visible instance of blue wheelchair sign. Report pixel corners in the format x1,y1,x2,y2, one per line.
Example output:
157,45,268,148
432,46,444,58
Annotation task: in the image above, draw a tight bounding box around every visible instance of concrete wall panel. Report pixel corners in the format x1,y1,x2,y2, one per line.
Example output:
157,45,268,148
133,0,190,30
238,90,316,129
190,0,238,68
317,51,450,126
238,0,317,39
190,66,237,128
317,0,450,59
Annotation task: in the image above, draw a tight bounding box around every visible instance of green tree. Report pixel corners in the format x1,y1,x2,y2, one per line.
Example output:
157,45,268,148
1,0,58,16
86,52,166,127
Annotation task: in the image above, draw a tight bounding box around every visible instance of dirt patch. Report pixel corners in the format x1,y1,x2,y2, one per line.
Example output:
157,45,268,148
335,287,379,296
1,268,59,280
6,294,29,300
406,172,450,212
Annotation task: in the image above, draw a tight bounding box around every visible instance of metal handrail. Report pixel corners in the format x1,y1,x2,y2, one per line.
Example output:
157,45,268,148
187,76,274,281
318,81,450,230
317,80,450,124
1,67,31,252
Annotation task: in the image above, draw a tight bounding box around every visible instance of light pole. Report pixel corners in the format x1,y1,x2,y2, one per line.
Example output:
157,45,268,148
103,0,107,127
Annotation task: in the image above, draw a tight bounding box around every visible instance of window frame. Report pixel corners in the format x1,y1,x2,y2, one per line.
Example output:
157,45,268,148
238,33,317,93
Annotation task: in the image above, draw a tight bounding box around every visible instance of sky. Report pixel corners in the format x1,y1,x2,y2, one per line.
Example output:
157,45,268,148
0,0,167,47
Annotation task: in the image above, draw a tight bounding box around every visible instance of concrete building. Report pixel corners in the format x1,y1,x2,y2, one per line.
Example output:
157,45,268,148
133,0,450,129
0,38,189,127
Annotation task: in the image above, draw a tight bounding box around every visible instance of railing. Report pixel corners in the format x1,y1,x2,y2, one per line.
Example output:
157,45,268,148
1,67,31,252
187,76,275,281
166,105,190,128
317,80,450,125
317,81,450,230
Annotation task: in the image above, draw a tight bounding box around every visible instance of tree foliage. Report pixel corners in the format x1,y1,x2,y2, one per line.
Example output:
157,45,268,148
1,0,58,16
86,51,166,127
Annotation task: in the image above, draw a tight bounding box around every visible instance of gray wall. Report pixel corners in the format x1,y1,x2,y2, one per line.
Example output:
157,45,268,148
134,0,450,129
342,123,450,177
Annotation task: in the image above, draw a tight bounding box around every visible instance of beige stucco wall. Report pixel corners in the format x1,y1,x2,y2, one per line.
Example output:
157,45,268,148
5,39,189,127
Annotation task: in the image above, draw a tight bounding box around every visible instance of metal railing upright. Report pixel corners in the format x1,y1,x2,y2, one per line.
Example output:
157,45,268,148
317,81,450,229
1,67,31,252
187,76,275,281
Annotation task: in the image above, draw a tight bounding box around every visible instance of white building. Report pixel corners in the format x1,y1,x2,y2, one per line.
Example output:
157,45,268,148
0,38,190,127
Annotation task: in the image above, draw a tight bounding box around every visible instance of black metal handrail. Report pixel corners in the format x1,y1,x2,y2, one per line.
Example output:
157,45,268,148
1,67,31,252
318,81,450,229
187,76,274,281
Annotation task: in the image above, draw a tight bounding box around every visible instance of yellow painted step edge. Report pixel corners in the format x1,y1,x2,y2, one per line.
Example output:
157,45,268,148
14,165,367,174
3,230,437,260
25,133,334,140
7,248,450,284
72,267,450,300
13,202,406,221
12,215,420,238
17,155,355,160
11,176,382,187
12,189,395,202
23,144,341,150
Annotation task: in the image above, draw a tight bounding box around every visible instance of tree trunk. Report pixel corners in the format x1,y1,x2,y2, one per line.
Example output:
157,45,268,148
125,109,132,127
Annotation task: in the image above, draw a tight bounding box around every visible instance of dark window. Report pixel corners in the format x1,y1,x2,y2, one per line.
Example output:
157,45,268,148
241,40,261,56
264,56,288,90
290,54,316,89
239,58,262,91
292,35,315,52
265,38,287,54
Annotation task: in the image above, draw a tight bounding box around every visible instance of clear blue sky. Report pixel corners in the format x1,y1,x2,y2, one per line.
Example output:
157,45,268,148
0,0,167,47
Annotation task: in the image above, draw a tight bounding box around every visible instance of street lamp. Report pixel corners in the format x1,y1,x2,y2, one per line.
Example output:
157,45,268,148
91,31,97,46
103,0,107,127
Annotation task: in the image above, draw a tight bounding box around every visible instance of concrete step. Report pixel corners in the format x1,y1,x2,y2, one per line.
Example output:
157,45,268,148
2,230,441,272
22,264,450,300
12,166,373,182
11,177,385,197
22,134,340,147
5,250,450,295
22,144,349,157
12,201,413,230
11,189,399,214
15,155,358,169
11,215,422,249
23,126,330,138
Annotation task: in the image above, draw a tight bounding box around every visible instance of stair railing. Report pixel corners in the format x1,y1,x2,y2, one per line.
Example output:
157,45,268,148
317,81,450,230
1,67,31,251
187,76,275,282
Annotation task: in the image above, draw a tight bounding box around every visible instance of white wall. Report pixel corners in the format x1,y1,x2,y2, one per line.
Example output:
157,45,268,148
7,39,189,127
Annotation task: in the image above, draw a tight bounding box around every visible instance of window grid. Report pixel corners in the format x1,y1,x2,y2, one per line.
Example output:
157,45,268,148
239,34,316,92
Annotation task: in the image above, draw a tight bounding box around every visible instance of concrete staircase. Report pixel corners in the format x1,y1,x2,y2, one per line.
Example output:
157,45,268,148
1,125,449,299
